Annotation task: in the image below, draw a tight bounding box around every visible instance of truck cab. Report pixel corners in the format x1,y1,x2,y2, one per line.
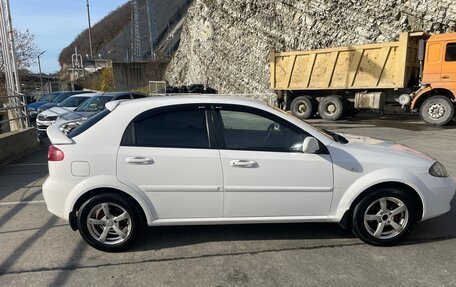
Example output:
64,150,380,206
422,33,456,90
412,32,456,125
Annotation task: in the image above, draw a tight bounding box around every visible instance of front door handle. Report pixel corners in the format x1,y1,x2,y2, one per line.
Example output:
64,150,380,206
230,160,259,168
125,157,154,165
441,75,450,79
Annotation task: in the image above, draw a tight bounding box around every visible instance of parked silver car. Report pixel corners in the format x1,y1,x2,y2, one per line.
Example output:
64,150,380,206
55,92,147,134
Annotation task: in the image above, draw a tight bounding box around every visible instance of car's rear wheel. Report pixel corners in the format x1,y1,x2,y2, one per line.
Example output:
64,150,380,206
77,193,144,252
352,188,419,246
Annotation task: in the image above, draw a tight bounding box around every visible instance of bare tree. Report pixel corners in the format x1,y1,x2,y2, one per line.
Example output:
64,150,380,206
0,29,38,106
0,28,39,72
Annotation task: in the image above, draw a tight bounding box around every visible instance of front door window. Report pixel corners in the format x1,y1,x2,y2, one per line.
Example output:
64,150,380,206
218,109,308,152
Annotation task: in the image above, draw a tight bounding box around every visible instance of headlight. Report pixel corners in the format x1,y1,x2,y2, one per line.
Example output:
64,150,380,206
60,121,83,135
429,161,448,177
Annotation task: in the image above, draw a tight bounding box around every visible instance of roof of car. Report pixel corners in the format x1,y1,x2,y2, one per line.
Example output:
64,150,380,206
59,90,90,94
67,92,99,98
106,95,267,111
83,91,144,98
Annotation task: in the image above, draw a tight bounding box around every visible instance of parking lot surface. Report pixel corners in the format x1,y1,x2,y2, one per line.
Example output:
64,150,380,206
1,113,455,286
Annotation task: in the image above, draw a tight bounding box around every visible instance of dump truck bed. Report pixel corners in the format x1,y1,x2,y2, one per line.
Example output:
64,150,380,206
270,33,419,91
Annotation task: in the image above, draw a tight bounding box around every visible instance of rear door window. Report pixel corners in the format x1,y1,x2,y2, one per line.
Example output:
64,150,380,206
123,107,210,149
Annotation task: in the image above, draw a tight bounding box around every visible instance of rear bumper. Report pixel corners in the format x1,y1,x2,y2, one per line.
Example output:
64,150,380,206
42,176,74,221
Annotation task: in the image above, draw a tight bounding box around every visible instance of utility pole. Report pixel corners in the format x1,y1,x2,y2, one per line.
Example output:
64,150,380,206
37,50,45,95
86,0,93,58
146,0,156,61
131,0,141,62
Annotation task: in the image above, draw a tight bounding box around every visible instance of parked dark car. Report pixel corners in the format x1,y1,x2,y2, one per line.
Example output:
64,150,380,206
36,90,91,114
55,92,147,134
27,92,62,119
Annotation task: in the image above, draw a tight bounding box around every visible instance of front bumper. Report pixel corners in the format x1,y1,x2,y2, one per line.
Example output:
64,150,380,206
418,174,456,220
36,119,55,131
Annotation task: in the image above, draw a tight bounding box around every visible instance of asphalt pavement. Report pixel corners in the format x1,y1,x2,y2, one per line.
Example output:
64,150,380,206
0,113,455,286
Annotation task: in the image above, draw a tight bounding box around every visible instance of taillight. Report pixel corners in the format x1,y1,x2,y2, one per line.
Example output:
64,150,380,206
48,145,64,161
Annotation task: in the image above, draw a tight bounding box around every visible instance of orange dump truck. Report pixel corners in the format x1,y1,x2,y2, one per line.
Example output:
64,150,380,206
270,31,456,125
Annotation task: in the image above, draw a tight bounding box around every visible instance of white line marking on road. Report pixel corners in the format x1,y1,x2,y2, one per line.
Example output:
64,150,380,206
0,200,45,206
8,163,48,166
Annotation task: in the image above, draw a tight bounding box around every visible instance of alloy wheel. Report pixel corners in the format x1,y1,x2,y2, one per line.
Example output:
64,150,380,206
86,202,132,245
363,197,409,239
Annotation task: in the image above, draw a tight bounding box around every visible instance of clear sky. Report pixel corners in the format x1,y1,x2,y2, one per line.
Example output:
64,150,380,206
10,0,129,74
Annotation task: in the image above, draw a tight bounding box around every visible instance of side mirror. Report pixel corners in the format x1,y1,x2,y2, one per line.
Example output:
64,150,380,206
302,137,319,154
418,39,425,61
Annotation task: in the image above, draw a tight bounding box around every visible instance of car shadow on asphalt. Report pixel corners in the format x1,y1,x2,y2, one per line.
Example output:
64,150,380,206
132,222,356,252
131,204,456,252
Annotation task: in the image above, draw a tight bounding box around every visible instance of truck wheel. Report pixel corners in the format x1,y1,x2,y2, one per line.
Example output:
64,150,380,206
318,95,346,121
290,96,317,119
420,96,454,126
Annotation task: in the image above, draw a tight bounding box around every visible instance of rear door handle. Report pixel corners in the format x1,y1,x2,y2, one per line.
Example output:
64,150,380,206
441,75,450,79
230,160,258,168
125,157,154,165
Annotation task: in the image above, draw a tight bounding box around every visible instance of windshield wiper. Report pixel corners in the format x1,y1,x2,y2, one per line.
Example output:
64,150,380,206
322,129,349,144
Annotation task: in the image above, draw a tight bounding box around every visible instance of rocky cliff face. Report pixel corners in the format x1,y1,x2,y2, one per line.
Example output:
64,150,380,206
165,0,456,94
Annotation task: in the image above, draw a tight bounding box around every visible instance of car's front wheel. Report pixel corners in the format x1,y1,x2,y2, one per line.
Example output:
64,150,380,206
77,193,144,252
352,188,419,246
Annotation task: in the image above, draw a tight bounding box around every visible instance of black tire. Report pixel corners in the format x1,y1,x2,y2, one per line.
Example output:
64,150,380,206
318,95,346,121
77,193,144,252
352,187,419,246
290,96,318,119
420,96,454,126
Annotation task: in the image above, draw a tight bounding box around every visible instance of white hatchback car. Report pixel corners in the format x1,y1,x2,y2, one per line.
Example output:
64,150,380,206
43,96,455,251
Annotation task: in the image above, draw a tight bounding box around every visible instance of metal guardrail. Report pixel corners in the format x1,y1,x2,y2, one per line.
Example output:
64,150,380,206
0,90,29,134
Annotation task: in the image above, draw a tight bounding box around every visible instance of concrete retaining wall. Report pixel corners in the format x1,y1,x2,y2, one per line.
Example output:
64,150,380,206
112,62,167,91
0,128,40,166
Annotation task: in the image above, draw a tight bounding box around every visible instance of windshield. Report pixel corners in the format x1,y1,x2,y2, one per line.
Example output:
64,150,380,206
51,93,72,103
75,96,113,112
59,96,90,107
38,93,59,102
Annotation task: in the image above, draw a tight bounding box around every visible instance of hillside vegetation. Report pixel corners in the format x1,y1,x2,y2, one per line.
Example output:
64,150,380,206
165,0,456,93
58,2,131,66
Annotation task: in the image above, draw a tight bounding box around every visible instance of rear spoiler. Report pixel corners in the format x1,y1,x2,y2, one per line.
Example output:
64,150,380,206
105,100,124,111
46,122,74,145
